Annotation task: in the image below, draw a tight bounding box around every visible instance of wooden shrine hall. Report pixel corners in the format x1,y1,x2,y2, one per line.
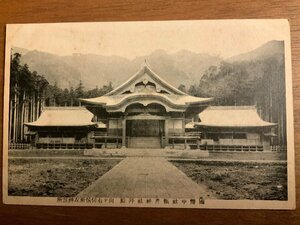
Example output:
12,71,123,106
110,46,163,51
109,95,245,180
81,63,212,149
25,63,276,151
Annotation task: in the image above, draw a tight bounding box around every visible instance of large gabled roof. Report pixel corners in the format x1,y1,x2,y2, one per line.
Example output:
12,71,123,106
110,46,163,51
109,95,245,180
105,63,186,96
195,106,276,128
81,63,213,111
25,107,97,127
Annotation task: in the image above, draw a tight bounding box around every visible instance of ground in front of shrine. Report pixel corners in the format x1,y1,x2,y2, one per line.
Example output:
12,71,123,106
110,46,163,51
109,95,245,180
77,157,213,199
8,150,287,200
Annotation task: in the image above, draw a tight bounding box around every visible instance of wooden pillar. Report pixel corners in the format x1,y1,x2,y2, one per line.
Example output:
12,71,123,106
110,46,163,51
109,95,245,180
34,132,39,149
122,118,126,148
91,131,95,149
164,119,169,148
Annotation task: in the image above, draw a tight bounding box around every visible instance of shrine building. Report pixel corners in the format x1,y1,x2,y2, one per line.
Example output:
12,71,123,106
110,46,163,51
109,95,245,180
192,106,276,151
25,63,276,151
81,63,212,149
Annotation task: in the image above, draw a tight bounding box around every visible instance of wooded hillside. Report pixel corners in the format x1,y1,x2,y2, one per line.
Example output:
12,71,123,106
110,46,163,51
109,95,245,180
9,53,113,143
188,41,286,145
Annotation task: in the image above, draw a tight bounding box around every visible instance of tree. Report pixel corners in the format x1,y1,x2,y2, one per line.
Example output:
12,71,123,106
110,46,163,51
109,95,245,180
186,57,286,145
75,80,85,106
178,84,187,93
9,53,49,143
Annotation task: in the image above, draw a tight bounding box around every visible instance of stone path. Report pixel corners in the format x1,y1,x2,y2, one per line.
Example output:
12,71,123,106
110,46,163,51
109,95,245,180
77,157,212,199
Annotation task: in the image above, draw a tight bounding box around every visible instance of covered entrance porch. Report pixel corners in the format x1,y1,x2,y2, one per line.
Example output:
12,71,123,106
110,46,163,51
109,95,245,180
82,63,212,150
124,114,167,148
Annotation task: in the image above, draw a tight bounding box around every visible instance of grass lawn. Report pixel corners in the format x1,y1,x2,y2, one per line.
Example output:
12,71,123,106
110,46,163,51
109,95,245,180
171,160,287,200
8,158,121,197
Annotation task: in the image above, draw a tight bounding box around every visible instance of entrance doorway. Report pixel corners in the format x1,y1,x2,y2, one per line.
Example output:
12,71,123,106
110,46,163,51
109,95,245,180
126,120,164,148
126,120,164,137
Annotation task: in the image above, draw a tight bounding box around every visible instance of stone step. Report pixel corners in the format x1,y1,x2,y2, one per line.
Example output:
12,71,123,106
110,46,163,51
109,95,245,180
129,137,161,148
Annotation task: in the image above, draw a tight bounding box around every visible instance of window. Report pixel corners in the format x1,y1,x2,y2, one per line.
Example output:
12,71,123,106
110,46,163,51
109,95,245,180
63,133,75,137
51,133,62,138
233,133,247,139
39,133,48,138
219,133,232,139
206,132,220,141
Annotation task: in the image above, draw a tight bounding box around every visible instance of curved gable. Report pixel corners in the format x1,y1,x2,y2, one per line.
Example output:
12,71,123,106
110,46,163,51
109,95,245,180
105,64,186,96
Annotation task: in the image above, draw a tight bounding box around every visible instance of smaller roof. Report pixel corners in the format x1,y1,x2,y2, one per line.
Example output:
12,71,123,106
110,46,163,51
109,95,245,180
264,132,277,137
96,122,106,128
25,107,97,127
195,106,276,128
185,122,196,129
25,131,36,135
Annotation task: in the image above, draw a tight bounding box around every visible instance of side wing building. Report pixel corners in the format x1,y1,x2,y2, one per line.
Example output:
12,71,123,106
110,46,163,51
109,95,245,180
193,106,276,151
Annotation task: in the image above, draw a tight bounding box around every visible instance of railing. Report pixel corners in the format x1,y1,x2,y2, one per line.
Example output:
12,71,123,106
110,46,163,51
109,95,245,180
9,143,31,150
201,138,261,146
201,145,287,152
94,131,108,136
201,145,264,152
35,143,93,149
271,145,287,152
92,132,124,148
38,137,75,144
91,131,285,152
167,133,201,150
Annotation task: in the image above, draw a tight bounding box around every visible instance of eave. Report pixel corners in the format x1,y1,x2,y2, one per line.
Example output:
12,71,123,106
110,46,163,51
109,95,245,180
81,93,213,113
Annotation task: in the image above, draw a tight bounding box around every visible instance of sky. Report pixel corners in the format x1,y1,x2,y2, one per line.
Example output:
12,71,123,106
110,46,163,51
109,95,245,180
6,20,290,59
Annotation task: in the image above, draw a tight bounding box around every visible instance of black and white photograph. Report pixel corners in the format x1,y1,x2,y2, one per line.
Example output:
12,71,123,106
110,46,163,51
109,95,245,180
2,20,295,209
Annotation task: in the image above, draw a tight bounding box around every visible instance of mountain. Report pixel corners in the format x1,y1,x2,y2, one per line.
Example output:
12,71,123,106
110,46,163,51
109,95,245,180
226,40,284,63
197,40,285,104
18,50,83,88
12,47,221,89
171,50,221,84
61,53,131,88
11,47,30,56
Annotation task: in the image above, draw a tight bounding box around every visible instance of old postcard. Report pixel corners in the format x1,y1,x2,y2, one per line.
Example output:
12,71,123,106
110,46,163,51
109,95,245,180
2,20,295,209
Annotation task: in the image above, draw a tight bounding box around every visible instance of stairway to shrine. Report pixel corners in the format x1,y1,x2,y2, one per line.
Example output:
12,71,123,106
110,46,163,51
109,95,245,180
128,137,161,148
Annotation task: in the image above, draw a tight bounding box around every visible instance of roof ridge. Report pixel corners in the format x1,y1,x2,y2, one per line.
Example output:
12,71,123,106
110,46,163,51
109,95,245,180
104,63,186,96
144,64,187,96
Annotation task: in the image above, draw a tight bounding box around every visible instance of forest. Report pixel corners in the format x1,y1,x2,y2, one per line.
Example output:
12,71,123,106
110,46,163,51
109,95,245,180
186,57,286,145
9,53,113,143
